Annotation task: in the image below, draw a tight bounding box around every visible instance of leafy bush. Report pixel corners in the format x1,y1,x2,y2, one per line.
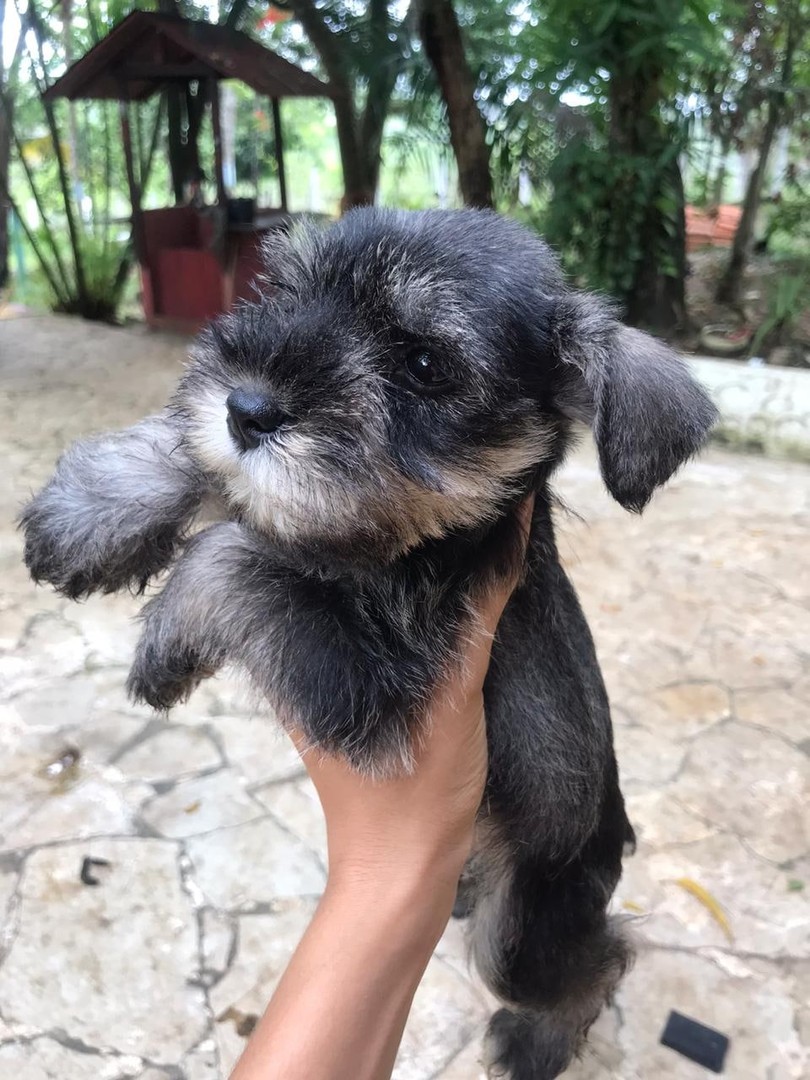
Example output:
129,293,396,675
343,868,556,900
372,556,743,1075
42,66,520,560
544,137,684,300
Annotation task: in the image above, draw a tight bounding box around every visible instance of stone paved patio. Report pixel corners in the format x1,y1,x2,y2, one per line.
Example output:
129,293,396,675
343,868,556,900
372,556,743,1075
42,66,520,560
0,314,808,1080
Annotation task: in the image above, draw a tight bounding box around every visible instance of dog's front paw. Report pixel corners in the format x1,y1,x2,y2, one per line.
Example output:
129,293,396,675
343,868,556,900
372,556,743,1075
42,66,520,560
20,416,205,599
20,480,178,599
128,582,227,711
20,488,109,599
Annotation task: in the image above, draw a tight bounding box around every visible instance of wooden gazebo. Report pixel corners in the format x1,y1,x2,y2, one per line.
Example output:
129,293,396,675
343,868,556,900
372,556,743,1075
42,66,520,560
44,11,335,330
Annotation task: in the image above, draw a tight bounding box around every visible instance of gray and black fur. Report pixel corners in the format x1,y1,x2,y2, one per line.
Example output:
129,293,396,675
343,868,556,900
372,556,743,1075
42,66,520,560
20,209,717,1079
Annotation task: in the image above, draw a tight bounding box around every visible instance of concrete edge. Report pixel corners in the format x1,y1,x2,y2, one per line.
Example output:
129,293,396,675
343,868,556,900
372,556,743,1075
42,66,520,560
687,355,810,464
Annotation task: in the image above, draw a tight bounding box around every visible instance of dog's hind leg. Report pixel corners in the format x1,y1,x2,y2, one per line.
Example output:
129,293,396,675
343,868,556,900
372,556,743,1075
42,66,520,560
452,866,479,920
471,810,631,1080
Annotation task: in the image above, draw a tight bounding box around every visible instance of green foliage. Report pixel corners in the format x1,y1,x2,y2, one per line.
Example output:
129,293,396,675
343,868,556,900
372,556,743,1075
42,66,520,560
381,124,455,209
52,230,131,320
539,0,714,89
3,0,810,327
770,198,810,247
4,0,166,318
765,164,810,251
749,270,809,355
525,2,705,321
545,135,686,294
269,97,343,211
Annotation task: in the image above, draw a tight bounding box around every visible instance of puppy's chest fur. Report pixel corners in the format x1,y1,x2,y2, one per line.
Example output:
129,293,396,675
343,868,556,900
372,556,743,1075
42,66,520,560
237,493,613,860
223,504,530,775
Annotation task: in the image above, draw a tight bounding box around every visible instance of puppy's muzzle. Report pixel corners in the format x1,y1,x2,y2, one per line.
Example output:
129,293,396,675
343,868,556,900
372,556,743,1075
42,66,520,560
226,388,289,452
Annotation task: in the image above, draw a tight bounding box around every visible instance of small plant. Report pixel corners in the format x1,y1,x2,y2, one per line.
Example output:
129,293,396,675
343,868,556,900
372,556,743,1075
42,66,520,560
748,272,809,358
52,232,132,322
2,0,162,323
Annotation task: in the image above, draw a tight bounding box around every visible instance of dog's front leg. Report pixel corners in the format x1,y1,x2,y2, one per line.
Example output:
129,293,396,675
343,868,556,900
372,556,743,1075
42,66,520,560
20,413,206,598
127,522,273,710
128,523,421,778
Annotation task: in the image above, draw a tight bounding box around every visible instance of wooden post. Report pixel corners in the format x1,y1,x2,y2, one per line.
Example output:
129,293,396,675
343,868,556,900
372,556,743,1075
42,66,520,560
271,97,288,212
210,78,227,207
119,99,144,263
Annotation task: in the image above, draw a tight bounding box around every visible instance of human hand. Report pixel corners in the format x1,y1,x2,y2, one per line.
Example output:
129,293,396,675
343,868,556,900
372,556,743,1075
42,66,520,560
293,496,535,905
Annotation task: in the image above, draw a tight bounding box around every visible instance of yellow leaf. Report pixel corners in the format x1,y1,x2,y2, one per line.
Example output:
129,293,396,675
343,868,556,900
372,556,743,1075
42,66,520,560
673,877,733,942
622,900,646,914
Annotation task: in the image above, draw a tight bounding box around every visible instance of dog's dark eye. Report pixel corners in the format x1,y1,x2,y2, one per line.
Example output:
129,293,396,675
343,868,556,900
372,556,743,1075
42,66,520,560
402,350,451,392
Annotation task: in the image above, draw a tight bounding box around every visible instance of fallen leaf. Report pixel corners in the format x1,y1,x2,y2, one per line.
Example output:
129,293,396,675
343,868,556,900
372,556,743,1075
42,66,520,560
622,900,645,914
673,877,733,942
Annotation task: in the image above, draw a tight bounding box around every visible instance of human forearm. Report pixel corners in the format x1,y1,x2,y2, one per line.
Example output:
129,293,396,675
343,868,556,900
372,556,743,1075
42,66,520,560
230,863,459,1080
229,501,533,1080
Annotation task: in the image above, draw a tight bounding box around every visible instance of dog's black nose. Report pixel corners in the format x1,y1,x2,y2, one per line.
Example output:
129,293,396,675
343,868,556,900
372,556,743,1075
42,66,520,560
226,389,288,451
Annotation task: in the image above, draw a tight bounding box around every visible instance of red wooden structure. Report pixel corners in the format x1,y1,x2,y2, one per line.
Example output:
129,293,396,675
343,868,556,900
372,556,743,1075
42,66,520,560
43,11,335,331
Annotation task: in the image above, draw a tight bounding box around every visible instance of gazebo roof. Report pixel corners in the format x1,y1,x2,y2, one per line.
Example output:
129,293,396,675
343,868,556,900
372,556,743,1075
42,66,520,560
43,11,334,102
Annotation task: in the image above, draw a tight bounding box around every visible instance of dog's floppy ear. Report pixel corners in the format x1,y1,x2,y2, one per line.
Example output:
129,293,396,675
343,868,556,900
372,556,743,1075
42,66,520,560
551,293,718,512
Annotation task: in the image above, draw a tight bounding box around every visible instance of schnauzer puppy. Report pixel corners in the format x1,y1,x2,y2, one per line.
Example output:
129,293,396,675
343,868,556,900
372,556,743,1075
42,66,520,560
21,209,716,1079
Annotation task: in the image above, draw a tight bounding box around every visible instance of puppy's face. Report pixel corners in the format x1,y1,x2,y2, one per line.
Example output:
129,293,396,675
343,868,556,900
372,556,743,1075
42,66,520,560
177,210,567,560
176,209,716,562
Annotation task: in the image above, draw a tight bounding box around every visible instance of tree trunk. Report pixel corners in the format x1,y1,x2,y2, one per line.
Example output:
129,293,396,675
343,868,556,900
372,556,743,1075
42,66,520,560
165,88,186,204
417,0,493,209
289,0,376,208
715,129,775,305
26,0,88,304
626,156,687,330
709,133,732,211
225,0,251,29
334,103,375,209
608,71,686,333
359,0,406,199
716,21,799,306
61,0,83,205
163,88,204,205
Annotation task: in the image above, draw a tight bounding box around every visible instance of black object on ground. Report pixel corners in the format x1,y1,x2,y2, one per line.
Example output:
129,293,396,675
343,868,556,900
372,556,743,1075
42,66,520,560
660,1010,730,1073
80,856,111,886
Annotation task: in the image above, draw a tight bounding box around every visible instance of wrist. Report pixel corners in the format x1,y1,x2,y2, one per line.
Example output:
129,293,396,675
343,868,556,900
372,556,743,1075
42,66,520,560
327,830,472,898
324,854,461,946
326,812,475,879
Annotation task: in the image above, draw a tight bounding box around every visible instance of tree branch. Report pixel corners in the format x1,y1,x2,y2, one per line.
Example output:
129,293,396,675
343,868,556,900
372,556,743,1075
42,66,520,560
224,0,253,30
19,0,88,302
288,0,371,205
0,176,69,305
417,0,493,207
359,0,411,193
0,88,72,287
